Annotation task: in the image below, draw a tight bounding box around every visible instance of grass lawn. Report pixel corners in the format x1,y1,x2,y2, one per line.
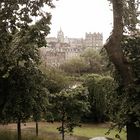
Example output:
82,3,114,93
0,122,126,140
73,124,126,140
37,122,126,140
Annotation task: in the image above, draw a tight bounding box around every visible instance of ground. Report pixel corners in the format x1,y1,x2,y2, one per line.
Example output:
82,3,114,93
0,122,126,140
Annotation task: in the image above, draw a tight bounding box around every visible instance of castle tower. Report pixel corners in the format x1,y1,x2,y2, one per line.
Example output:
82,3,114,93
57,28,64,43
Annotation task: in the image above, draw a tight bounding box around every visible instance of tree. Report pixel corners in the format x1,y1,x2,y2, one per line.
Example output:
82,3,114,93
2,64,49,140
0,1,54,139
81,48,107,73
50,86,90,140
60,57,88,75
31,68,49,137
41,66,71,93
0,27,50,139
83,74,116,123
104,1,140,140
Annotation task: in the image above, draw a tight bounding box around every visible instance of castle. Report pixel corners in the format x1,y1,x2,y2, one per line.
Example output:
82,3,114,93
40,29,103,67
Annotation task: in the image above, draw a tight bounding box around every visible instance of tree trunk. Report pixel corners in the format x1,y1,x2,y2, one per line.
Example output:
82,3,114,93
17,118,21,140
104,0,133,86
36,121,39,136
61,112,65,140
127,123,140,140
62,121,64,140
104,0,140,140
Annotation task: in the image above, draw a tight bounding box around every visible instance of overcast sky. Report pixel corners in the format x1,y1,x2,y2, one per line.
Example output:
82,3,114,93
48,0,113,43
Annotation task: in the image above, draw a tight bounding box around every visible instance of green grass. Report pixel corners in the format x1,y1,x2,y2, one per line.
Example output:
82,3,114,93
36,123,126,140
0,122,126,140
73,125,126,140
40,122,126,140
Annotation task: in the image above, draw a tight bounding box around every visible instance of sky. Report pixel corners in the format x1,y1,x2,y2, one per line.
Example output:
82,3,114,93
48,0,113,43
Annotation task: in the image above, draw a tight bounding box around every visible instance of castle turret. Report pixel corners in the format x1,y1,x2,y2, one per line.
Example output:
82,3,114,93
57,28,64,43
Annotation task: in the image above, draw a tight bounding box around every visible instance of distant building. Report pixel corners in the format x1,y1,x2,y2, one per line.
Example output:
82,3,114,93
40,43,83,67
40,47,65,67
41,29,103,67
57,28,64,43
84,32,103,48
46,29,103,48
46,37,57,44
68,38,84,48
44,51,66,67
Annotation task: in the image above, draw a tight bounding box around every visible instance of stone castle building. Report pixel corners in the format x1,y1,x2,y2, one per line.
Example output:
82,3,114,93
40,29,103,67
46,29,103,47
85,32,103,47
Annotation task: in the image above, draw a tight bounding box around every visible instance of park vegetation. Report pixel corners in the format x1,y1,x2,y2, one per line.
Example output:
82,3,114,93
0,1,140,140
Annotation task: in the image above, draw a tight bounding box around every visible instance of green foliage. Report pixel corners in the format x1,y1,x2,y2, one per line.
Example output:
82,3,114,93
60,57,88,75
83,74,117,123
0,0,53,34
0,0,53,124
0,27,50,123
81,48,107,73
108,36,140,130
108,0,140,33
0,63,49,123
123,0,140,32
121,36,140,81
49,86,90,139
41,67,71,94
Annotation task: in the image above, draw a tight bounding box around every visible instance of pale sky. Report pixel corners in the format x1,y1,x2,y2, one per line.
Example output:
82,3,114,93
48,0,113,43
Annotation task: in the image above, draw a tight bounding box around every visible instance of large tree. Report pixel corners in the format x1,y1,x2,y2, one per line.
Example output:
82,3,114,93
49,86,90,140
0,0,54,140
83,74,116,123
0,26,50,140
104,0,140,140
